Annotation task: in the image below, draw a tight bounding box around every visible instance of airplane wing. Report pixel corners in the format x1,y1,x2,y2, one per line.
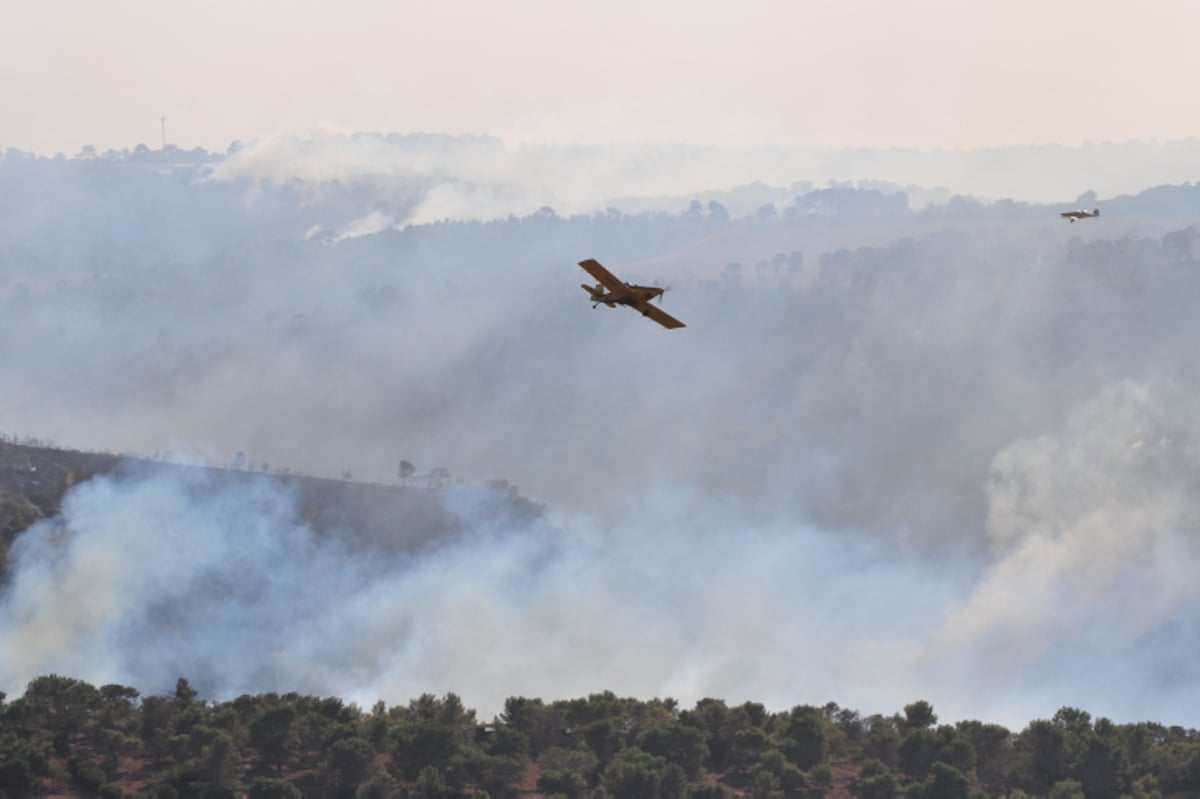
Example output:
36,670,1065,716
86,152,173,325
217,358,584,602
578,259,632,299
637,302,686,329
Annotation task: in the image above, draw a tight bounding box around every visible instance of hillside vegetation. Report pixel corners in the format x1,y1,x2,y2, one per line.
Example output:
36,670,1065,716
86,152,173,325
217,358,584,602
1,675,1198,798
0,439,541,585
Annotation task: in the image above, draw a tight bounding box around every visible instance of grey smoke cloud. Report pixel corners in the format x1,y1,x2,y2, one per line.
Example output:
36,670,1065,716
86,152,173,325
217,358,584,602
923,381,1200,720
3,142,1200,726
8,382,1196,728
0,463,966,721
206,133,1200,223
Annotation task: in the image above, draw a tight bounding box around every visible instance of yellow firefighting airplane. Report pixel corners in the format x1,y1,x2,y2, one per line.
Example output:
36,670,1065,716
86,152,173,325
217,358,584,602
1061,208,1100,222
578,258,686,329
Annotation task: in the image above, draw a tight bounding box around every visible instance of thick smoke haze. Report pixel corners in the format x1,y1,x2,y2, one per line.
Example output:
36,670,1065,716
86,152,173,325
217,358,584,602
208,134,1200,222
0,466,961,720
2,140,1200,727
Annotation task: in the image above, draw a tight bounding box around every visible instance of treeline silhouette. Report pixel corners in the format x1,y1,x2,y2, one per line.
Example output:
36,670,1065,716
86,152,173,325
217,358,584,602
2,675,1198,798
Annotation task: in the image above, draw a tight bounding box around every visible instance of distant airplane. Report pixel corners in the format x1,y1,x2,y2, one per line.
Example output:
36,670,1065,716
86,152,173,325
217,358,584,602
578,258,685,329
1061,208,1100,222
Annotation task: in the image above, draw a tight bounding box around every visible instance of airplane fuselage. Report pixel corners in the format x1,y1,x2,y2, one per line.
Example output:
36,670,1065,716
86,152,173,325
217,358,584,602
583,283,664,307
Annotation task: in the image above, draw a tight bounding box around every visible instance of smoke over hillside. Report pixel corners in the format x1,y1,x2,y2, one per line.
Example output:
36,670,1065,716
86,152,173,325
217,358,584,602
206,133,1200,222
2,140,1200,725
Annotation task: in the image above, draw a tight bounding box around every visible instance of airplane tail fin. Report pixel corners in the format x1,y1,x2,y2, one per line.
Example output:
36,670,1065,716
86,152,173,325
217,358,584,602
581,283,605,306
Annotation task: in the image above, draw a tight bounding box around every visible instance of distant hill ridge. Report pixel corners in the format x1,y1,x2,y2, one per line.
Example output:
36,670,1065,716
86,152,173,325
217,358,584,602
0,439,543,582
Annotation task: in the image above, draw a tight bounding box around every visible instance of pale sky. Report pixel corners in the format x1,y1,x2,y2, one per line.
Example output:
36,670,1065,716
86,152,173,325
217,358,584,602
2,0,1199,156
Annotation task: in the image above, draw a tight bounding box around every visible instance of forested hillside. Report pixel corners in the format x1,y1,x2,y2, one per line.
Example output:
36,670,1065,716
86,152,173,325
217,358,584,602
2,675,1198,798
0,438,541,586
6,141,1200,767
8,0,1200,787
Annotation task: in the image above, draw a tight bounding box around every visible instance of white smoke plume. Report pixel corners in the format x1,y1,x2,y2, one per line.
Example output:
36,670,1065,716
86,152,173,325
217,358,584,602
5,380,1200,729
0,463,965,720
205,133,1200,223
923,381,1200,722
3,142,1200,726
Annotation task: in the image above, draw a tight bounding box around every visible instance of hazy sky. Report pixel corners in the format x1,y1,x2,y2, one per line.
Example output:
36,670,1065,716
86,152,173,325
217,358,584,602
3,0,1198,156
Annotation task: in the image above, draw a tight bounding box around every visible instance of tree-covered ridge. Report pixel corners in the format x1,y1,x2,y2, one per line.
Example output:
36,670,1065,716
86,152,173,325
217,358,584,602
0,438,544,588
1,676,1197,798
